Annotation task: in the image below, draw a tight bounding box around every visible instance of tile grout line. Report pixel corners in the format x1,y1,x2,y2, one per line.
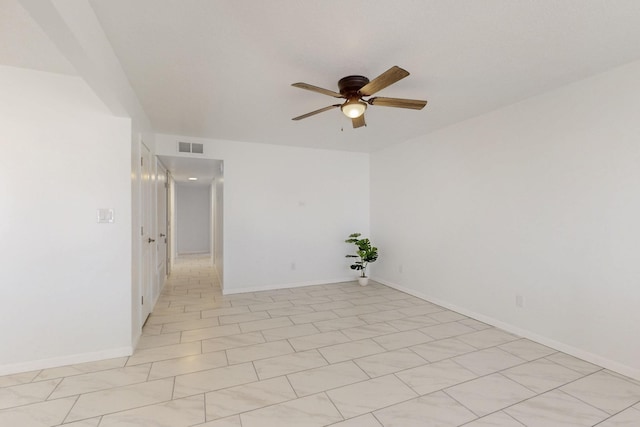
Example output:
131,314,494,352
60,393,81,425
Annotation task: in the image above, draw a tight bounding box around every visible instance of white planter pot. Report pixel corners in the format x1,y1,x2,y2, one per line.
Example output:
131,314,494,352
358,277,369,286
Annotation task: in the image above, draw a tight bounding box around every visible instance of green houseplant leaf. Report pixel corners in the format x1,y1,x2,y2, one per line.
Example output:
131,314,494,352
345,233,379,278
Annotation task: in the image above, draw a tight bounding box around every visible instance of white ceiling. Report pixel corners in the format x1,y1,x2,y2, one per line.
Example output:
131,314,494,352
6,1,640,154
87,0,640,153
0,0,76,75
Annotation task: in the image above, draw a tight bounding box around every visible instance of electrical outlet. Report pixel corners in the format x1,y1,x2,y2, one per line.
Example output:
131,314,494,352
516,294,524,308
291,262,296,270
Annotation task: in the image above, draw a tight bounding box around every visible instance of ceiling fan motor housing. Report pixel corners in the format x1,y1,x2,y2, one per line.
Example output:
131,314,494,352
338,75,370,96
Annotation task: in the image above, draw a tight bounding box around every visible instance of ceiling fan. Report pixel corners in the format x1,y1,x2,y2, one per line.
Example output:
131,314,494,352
291,66,427,128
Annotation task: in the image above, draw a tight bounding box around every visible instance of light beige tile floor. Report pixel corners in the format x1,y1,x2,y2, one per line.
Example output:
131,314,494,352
2,255,640,426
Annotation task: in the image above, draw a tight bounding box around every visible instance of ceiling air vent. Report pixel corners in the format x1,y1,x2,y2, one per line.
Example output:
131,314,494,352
177,141,204,154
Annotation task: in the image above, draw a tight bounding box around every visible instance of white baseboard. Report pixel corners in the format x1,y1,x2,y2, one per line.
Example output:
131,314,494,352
0,346,133,377
222,277,356,295
374,277,640,382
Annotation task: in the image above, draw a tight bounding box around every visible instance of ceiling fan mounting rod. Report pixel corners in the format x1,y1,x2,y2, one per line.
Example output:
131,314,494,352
338,75,370,97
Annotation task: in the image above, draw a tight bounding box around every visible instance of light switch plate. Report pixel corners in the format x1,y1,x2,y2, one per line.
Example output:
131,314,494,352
97,208,115,223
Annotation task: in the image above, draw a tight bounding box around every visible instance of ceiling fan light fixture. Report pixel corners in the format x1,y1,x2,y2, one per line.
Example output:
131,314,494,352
341,97,367,118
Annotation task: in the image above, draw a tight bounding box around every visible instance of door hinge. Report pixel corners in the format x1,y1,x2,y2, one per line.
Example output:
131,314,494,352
141,226,144,236
141,157,143,167
141,296,144,305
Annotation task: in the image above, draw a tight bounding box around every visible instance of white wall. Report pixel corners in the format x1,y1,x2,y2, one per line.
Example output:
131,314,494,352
214,175,224,287
155,135,370,293
371,60,640,380
168,174,177,271
18,0,157,352
210,181,215,266
0,65,133,374
176,184,211,254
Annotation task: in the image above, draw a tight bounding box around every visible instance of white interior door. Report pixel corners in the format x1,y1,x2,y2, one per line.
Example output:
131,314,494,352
155,160,168,298
140,143,153,325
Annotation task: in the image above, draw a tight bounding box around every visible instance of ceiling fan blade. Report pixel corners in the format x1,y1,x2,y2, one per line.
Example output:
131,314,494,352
358,66,410,96
367,97,427,110
352,114,366,128
292,82,343,98
292,104,341,121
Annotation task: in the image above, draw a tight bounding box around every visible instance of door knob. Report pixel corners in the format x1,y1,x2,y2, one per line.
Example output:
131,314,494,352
159,233,166,237
148,238,155,243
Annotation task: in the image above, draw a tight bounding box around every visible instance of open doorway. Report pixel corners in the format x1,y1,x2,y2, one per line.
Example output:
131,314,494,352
156,156,224,291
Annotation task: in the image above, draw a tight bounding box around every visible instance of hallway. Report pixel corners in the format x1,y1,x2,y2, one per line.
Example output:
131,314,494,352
1,255,640,426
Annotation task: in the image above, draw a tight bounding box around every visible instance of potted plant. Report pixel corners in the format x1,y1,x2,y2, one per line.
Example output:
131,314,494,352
345,233,379,286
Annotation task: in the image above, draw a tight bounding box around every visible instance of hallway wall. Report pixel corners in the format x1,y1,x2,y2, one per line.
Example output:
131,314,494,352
212,177,224,286
0,65,133,374
176,183,211,254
